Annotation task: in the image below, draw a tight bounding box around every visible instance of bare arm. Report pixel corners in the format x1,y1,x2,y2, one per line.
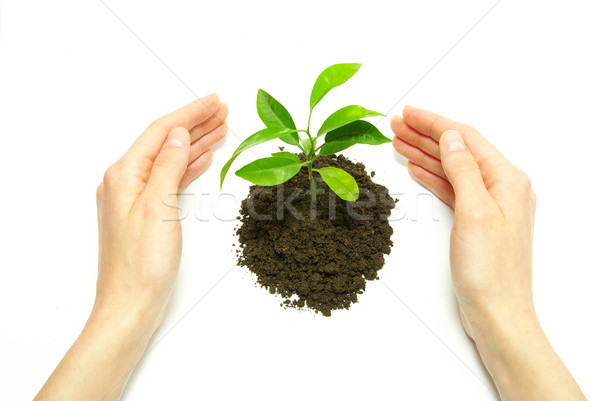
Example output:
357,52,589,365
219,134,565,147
392,106,586,401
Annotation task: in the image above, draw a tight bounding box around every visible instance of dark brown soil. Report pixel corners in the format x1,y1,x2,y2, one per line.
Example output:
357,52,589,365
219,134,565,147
236,154,395,316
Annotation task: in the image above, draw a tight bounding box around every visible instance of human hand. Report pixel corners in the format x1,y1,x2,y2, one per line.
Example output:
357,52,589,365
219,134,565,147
391,106,585,401
95,93,228,329
391,106,536,338
34,94,229,401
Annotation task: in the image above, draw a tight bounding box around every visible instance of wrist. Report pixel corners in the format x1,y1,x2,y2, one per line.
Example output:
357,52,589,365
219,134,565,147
463,302,587,401
470,302,539,341
92,273,172,335
467,303,547,386
39,299,161,401
87,295,164,346
471,308,543,355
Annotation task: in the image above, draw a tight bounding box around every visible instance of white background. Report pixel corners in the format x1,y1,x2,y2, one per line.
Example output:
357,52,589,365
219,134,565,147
1,0,599,400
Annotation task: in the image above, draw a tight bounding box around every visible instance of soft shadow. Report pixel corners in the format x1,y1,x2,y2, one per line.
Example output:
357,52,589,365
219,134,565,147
448,298,499,399
392,147,409,168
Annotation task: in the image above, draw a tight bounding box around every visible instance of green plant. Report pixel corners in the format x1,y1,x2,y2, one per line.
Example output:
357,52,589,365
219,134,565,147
220,63,391,202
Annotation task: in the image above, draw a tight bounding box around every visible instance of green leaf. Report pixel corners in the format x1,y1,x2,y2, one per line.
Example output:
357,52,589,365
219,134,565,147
319,120,392,155
319,140,355,155
325,120,391,144
257,89,296,129
301,137,313,156
256,89,299,146
309,63,362,110
317,105,385,137
220,127,294,188
315,167,359,202
235,157,302,186
271,151,301,162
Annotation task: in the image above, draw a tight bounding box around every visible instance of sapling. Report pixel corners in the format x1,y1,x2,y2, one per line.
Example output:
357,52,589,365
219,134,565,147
220,63,391,202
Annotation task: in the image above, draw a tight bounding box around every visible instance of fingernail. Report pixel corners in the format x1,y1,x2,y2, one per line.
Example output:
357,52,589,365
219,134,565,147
443,130,466,152
165,128,187,148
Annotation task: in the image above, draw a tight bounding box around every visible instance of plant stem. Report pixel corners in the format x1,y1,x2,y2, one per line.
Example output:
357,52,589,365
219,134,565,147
306,108,317,203
307,161,316,203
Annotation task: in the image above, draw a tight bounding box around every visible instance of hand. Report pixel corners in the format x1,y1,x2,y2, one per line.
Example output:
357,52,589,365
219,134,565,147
391,106,586,401
95,92,228,328
392,106,536,338
35,93,228,401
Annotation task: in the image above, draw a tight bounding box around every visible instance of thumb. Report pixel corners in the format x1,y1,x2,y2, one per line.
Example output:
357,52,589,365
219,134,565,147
145,126,191,196
439,130,491,211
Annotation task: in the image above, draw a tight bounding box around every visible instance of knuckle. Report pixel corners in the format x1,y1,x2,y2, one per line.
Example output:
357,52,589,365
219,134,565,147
416,132,433,151
147,117,165,131
463,166,482,177
415,150,430,167
102,161,127,190
512,168,532,192
102,164,118,186
452,155,481,174
427,118,437,136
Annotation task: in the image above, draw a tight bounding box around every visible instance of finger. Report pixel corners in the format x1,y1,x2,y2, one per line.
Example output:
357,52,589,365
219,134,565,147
125,93,220,165
151,93,221,132
189,102,229,142
402,106,512,188
393,136,446,179
144,127,191,198
402,105,472,142
408,162,455,208
391,115,440,159
179,149,213,191
439,130,494,212
189,123,228,163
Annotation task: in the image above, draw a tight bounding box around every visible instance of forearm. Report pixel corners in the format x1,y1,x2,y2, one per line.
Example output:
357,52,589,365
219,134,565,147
34,302,158,401
471,308,587,401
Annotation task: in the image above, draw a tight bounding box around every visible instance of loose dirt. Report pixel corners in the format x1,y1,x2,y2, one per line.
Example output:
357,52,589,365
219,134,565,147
236,154,395,316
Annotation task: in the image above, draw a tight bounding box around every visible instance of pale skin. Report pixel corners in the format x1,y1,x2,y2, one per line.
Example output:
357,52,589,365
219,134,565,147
34,93,229,401
392,106,587,401
33,97,586,401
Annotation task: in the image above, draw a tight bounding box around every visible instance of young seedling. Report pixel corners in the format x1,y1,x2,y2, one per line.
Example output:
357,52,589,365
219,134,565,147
220,63,391,202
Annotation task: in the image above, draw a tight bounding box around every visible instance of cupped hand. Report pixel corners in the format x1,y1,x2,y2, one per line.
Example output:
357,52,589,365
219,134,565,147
391,106,536,339
95,93,228,328
391,106,589,401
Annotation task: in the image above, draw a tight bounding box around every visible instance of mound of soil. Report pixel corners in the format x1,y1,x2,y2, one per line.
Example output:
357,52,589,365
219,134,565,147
236,154,395,316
